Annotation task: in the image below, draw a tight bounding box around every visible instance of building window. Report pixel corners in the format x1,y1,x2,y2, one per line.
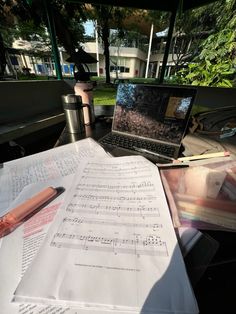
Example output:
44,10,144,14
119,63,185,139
110,66,130,73
10,56,19,66
110,57,130,73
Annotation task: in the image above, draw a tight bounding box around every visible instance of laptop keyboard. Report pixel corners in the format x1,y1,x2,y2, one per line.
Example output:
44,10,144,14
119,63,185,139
100,133,176,157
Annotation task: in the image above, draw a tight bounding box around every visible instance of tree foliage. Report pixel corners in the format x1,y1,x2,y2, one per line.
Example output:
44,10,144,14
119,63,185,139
0,0,50,77
176,0,236,87
0,0,87,79
0,0,31,76
30,0,88,78
169,2,217,71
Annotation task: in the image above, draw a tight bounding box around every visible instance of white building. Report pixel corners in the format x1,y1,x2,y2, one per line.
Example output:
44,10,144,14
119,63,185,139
7,32,188,80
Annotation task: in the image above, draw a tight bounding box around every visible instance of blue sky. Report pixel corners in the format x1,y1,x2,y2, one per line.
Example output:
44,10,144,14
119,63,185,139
84,21,94,36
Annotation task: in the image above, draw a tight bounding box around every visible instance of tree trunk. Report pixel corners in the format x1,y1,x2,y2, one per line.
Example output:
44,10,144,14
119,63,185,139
0,32,6,78
101,25,110,84
52,7,87,81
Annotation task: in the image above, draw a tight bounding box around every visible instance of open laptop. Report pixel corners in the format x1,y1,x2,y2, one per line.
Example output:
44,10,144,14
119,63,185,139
99,84,196,162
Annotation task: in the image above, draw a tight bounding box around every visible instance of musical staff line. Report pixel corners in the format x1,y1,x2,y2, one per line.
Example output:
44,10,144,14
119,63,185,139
83,166,150,173
78,181,154,189
51,233,168,257
81,175,151,180
72,195,157,202
75,181,155,194
66,203,160,218
62,217,162,230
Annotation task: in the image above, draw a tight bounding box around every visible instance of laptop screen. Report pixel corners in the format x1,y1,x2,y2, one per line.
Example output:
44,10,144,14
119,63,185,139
112,84,196,145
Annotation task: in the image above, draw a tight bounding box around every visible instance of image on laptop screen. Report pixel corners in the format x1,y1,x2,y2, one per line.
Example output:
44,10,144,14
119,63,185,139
112,84,196,145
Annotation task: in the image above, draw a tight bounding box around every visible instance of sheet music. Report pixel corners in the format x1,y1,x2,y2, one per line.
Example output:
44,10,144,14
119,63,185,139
0,138,109,215
14,156,198,314
0,178,142,314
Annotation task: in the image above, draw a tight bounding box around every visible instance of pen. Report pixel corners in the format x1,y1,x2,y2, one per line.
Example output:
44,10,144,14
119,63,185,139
133,146,175,162
156,163,189,169
0,186,64,238
177,151,230,162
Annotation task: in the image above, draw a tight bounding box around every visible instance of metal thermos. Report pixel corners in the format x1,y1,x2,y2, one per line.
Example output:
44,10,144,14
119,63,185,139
62,94,85,134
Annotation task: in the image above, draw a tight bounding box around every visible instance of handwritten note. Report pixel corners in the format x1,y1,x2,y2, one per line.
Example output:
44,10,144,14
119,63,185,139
0,138,109,214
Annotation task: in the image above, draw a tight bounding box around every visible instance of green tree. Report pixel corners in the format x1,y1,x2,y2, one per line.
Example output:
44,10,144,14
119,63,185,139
0,0,18,77
87,5,130,84
31,0,87,79
0,0,49,77
176,0,236,87
159,3,217,74
0,0,87,79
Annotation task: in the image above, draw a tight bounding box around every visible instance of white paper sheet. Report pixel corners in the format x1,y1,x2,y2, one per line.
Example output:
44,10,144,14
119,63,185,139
14,156,198,314
0,138,109,215
0,176,73,314
0,178,142,314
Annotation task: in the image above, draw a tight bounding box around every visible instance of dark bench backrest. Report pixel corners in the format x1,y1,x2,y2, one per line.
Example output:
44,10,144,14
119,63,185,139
0,80,74,124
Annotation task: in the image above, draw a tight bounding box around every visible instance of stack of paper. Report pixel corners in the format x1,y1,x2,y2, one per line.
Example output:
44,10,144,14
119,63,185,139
0,138,199,314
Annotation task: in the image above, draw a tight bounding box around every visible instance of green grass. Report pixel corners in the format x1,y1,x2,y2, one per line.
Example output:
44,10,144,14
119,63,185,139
16,75,161,105
93,85,117,105
92,77,158,105
129,78,157,84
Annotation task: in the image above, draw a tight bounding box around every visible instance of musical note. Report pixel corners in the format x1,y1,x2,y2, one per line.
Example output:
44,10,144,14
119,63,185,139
66,203,160,218
50,233,168,257
61,217,162,230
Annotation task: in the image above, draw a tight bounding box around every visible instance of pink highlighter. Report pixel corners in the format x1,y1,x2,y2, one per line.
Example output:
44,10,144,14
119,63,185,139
0,186,64,238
